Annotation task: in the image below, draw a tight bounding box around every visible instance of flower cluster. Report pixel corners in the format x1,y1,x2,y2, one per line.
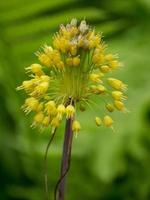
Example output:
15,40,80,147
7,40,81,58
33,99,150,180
17,19,128,133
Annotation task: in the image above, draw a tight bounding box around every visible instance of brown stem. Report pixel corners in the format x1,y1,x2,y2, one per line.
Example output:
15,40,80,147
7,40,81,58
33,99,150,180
55,117,74,200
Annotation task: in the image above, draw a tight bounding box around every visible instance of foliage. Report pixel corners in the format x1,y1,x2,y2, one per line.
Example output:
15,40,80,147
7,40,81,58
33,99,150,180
0,0,150,199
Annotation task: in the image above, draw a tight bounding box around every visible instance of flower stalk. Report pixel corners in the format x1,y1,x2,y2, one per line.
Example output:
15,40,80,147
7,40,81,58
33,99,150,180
58,116,74,200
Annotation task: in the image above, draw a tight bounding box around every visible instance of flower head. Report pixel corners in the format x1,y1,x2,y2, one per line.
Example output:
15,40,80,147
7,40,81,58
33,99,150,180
17,19,128,131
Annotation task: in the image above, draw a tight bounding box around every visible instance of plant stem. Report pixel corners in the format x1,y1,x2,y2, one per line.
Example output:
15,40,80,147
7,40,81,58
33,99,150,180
44,129,57,200
57,117,74,200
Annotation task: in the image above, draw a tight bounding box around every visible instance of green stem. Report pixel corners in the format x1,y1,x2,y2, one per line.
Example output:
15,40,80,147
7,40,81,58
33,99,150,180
44,129,57,200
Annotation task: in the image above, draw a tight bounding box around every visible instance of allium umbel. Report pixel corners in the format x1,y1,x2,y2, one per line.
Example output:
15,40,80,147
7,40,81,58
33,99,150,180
17,19,128,131
17,19,128,199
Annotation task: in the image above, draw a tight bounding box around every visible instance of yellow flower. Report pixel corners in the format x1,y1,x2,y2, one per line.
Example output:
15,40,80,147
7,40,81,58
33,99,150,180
32,112,44,127
17,80,35,92
22,97,39,114
72,57,80,66
17,19,128,130
105,103,115,112
45,101,56,115
108,78,127,91
95,117,102,126
105,54,114,61
37,103,44,112
40,75,50,82
42,116,51,127
109,60,120,70
72,120,81,133
89,74,102,83
114,100,127,112
56,61,65,70
25,63,43,76
100,65,110,73
112,91,127,101
51,117,60,131
66,57,73,66
57,104,66,119
31,82,49,96
70,45,77,56
66,105,75,119
103,115,114,127
38,53,52,67
96,85,106,94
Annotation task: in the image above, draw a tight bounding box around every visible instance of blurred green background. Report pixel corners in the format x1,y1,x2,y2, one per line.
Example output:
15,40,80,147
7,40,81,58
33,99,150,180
0,0,150,199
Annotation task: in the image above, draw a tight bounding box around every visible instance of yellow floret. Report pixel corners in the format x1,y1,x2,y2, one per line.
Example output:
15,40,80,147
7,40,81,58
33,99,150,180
25,63,44,76
112,91,127,101
114,100,127,112
32,112,44,127
108,78,127,91
17,80,35,92
51,117,60,128
70,45,77,56
100,65,110,73
38,53,52,67
42,116,51,127
57,104,66,119
66,57,73,66
45,101,56,115
72,120,81,133
66,105,75,119
73,57,80,66
96,85,106,94
103,115,114,127
22,97,39,114
89,74,102,83
109,60,120,70
40,75,50,82
95,117,102,126
105,103,115,112
31,82,49,96
105,54,114,61
56,61,64,70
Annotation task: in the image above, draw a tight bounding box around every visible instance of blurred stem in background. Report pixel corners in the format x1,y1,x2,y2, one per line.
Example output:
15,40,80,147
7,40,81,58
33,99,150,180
44,129,57,200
